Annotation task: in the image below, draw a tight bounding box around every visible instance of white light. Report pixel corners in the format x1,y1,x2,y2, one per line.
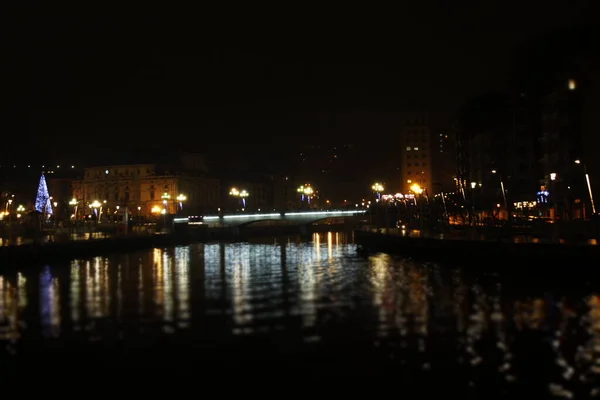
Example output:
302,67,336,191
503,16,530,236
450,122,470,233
173,217,188,223
224,213,280,219
284,210,366,216
201,210,367,220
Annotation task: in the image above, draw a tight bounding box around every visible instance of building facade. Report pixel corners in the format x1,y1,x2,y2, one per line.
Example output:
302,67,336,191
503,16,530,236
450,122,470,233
72,164,220,218
401,117,432,194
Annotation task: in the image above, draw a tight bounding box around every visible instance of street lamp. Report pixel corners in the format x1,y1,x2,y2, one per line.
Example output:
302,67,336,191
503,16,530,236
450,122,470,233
470,181,477,225
69,198,78,219
90,200,101,223
239,190,249,208
549,172,558,220
229,187,248,210
297,184,314,208
371,182,384,199
491,169,508,211
574,160,596,215
7,198,13,223
410,183,423,195
176,194,187,211
304,186,313,204
161,192,171,227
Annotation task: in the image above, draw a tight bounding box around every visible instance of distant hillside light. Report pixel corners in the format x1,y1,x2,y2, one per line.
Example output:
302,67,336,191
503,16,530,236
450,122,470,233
568,79,576,90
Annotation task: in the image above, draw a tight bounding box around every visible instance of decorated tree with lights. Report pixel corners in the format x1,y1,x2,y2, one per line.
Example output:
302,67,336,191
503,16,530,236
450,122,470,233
34,173,53,215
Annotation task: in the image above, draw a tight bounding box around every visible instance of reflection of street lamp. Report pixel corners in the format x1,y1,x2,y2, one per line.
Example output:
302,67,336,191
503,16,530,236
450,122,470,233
371,182,384,199
574,160,596,215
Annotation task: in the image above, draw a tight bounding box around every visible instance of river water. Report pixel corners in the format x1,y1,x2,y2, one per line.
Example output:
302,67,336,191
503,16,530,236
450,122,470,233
0,231,599,395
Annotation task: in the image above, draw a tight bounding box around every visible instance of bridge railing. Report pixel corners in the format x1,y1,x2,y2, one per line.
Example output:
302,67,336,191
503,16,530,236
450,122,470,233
175,209,367,224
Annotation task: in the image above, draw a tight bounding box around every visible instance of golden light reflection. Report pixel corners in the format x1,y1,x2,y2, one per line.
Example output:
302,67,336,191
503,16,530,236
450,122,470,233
17,272,26,309
163,250,174,323
228,245,252,332
369,253,392,335
153,249,165,319
299,241,317,328
85,258,110,319
70,262,81,326
327,231,333,260
175,246,191,327
0,277,18,340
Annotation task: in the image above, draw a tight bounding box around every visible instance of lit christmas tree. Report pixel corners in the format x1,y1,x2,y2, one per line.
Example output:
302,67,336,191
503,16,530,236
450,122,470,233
35,173,53,215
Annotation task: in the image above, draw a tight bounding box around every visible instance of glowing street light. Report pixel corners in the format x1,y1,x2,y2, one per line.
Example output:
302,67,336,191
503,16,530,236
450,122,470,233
491,169,508,211
371,182,384,199
69,198,78,219
90,200,102,223
410,183,423,195
230,187,249,209
239,190,249,208
176,194,187,211
297,184,314,205
574,160,596,214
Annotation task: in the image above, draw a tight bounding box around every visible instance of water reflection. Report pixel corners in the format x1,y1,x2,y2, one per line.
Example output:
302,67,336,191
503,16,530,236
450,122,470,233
1,232,600,392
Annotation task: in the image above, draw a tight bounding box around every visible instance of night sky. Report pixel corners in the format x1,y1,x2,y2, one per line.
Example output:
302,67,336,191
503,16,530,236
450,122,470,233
6,2,592,170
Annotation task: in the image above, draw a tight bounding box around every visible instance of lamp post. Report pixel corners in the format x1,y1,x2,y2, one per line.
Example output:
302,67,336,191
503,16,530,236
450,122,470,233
491,169,508,215
229,187,248,211
297,184,313,209
69,198,78,220
550,172,557,220
470,181,476,226
90,200,101,224
371,182,384,200
161,192,171,228
7,198,12,223
239,190,249,209
574,160,596,215
176,194,187,212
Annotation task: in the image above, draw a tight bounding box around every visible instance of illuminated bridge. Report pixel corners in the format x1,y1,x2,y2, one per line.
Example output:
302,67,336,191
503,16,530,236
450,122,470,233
174,210,367,228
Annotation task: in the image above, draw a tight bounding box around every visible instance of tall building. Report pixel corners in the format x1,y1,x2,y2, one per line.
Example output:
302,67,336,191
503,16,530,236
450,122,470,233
431,128,457,194
401,116,432,194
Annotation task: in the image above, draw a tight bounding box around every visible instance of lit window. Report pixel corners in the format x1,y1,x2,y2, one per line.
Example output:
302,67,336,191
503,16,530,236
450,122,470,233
568,79,576,90
407,180,412,183
414,147,419,151
105,169,109,174
406,146,411,151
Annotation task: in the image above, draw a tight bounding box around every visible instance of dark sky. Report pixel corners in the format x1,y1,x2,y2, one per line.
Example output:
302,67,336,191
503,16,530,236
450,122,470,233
6,1,593,168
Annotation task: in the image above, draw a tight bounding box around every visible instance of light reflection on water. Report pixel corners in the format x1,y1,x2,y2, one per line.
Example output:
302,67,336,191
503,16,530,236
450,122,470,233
0,231,599,390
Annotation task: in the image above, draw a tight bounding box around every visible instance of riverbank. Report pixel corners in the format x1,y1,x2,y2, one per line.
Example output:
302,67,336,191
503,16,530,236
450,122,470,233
0,224,344,268
355,229,600,272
